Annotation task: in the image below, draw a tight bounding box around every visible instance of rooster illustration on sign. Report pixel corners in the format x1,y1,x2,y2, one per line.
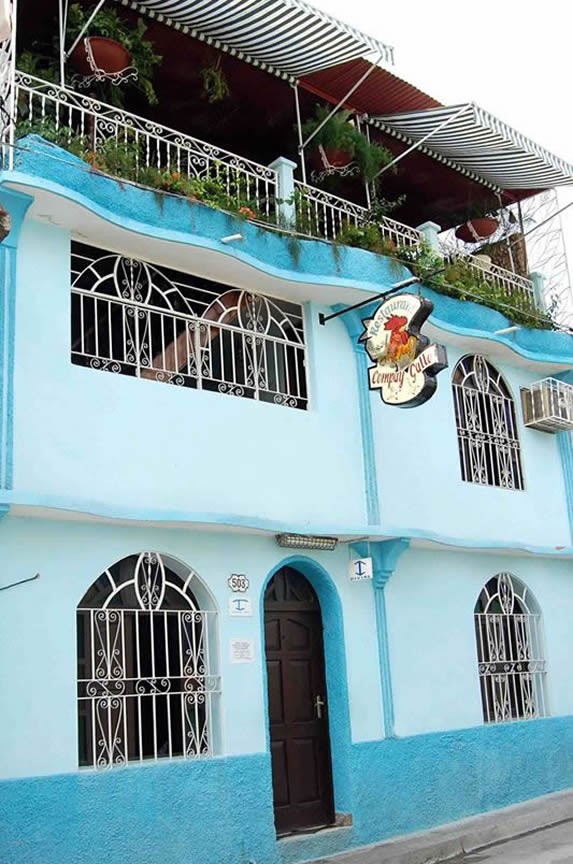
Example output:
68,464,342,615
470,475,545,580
360,294,447,407
382,314,418,366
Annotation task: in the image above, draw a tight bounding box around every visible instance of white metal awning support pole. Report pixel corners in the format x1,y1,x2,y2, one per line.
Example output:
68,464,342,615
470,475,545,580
65,0,106,60
292,82,307,185
357,114,371,207
371,101,475,183
299,52,382,153
58,0,67,86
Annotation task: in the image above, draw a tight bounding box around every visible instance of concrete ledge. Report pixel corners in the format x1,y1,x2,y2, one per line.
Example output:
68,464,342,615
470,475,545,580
312,788,573,864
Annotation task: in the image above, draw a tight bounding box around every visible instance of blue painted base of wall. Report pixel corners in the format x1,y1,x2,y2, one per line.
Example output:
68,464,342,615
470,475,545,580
0,754,279,864
350,716,573,846
2,718,572,864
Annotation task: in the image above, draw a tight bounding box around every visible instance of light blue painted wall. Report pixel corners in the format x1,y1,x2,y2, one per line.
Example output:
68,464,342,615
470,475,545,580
12,218,366,528
370,345,570,547
386,547,573,736
10,214,572,552
0,515,382,781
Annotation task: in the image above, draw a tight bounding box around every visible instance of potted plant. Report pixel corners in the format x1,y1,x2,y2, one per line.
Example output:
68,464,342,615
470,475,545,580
452,201,500,243
301,106,356,172
455,217,499,243
199,57,229,103
67,3,161,105
300,105,393,183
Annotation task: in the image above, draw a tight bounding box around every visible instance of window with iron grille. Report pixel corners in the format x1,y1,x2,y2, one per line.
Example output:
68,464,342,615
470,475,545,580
452,355,524,489
71,242,308,410
77,552,219,769
474,572,546,723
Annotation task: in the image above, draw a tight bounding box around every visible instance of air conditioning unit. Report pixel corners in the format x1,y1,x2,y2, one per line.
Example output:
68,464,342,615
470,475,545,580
520,378,573,432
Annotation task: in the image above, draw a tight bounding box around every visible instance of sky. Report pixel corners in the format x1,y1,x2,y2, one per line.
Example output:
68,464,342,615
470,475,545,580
310,0,573,289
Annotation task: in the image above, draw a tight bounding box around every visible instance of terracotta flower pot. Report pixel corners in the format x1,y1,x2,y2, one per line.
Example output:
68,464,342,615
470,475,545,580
71,37,132,77
455,217,499,244
310,147,354,172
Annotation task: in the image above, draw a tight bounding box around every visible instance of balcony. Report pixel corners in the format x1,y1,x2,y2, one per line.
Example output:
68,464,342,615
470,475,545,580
8,72,547,327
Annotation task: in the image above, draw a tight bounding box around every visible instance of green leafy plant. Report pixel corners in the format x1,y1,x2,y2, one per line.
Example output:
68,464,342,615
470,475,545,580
365,195,407,221
16,49,59,83
300,105,393,184
335,221,398,257
16,119,264,222
83,135,141,178
395,243,553,330
301,106,357,154
67,3,161,105
199,58,229,103
15,117,88,157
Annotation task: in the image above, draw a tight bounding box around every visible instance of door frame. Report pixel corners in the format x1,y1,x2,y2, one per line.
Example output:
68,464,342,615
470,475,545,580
260,555,353,829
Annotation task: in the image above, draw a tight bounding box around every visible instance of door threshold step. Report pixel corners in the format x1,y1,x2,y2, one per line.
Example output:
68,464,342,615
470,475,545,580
279,824,353,842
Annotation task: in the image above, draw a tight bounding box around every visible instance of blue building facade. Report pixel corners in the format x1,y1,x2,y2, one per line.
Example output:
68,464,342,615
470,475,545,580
1,4,573,863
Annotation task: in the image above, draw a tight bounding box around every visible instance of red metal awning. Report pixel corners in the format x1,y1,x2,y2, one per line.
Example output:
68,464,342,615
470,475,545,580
300,58,441,116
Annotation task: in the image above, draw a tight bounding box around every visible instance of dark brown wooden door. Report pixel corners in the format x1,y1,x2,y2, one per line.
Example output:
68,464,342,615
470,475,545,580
264,567,334,835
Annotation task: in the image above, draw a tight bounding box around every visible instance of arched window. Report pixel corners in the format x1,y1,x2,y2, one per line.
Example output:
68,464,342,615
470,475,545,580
452,355,524,489
77,552,219,769
474,572,546,723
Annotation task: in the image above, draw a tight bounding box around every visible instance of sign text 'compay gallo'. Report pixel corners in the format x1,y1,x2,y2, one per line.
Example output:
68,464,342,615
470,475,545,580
360,294,447,407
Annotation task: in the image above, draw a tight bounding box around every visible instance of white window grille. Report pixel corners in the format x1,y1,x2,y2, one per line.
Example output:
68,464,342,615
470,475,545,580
474,572,546,724
452,355,524,489
77,552,220,769
71,242,308,410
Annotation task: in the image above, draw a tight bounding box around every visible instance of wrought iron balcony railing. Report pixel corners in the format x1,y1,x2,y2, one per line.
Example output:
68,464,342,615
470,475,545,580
10,73,426,252
9,72,539,315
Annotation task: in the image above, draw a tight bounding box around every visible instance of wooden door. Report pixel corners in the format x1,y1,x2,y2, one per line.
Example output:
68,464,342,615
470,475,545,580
264,567,334,835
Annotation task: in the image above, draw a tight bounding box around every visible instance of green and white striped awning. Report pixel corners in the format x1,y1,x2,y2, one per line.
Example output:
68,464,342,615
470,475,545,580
117,0,394,77
374,102,573,190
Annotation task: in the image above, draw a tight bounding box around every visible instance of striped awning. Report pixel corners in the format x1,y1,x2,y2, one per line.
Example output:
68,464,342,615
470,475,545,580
118,0,394,77
374,103,573,190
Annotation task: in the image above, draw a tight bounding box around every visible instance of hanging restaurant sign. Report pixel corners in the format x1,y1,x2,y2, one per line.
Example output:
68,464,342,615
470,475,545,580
360,294,447,407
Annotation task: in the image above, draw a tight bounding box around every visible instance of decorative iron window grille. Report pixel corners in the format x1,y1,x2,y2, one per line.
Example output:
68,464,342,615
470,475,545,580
452,355,524,489
474,572,546,723
71,242,308,409
77,552,220,769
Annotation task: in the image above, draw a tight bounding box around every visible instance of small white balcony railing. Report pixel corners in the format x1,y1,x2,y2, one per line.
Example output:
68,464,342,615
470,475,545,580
443,249,536,306
293,179,422,247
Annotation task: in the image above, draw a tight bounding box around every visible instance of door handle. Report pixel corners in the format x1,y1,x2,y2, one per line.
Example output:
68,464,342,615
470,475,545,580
314,695,325,719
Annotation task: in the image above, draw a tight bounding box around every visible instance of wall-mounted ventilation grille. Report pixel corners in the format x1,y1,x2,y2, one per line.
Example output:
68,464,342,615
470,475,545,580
520,378,573,432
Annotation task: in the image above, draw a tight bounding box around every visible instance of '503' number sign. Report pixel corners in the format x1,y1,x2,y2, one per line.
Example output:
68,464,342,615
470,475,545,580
228,573,249,593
